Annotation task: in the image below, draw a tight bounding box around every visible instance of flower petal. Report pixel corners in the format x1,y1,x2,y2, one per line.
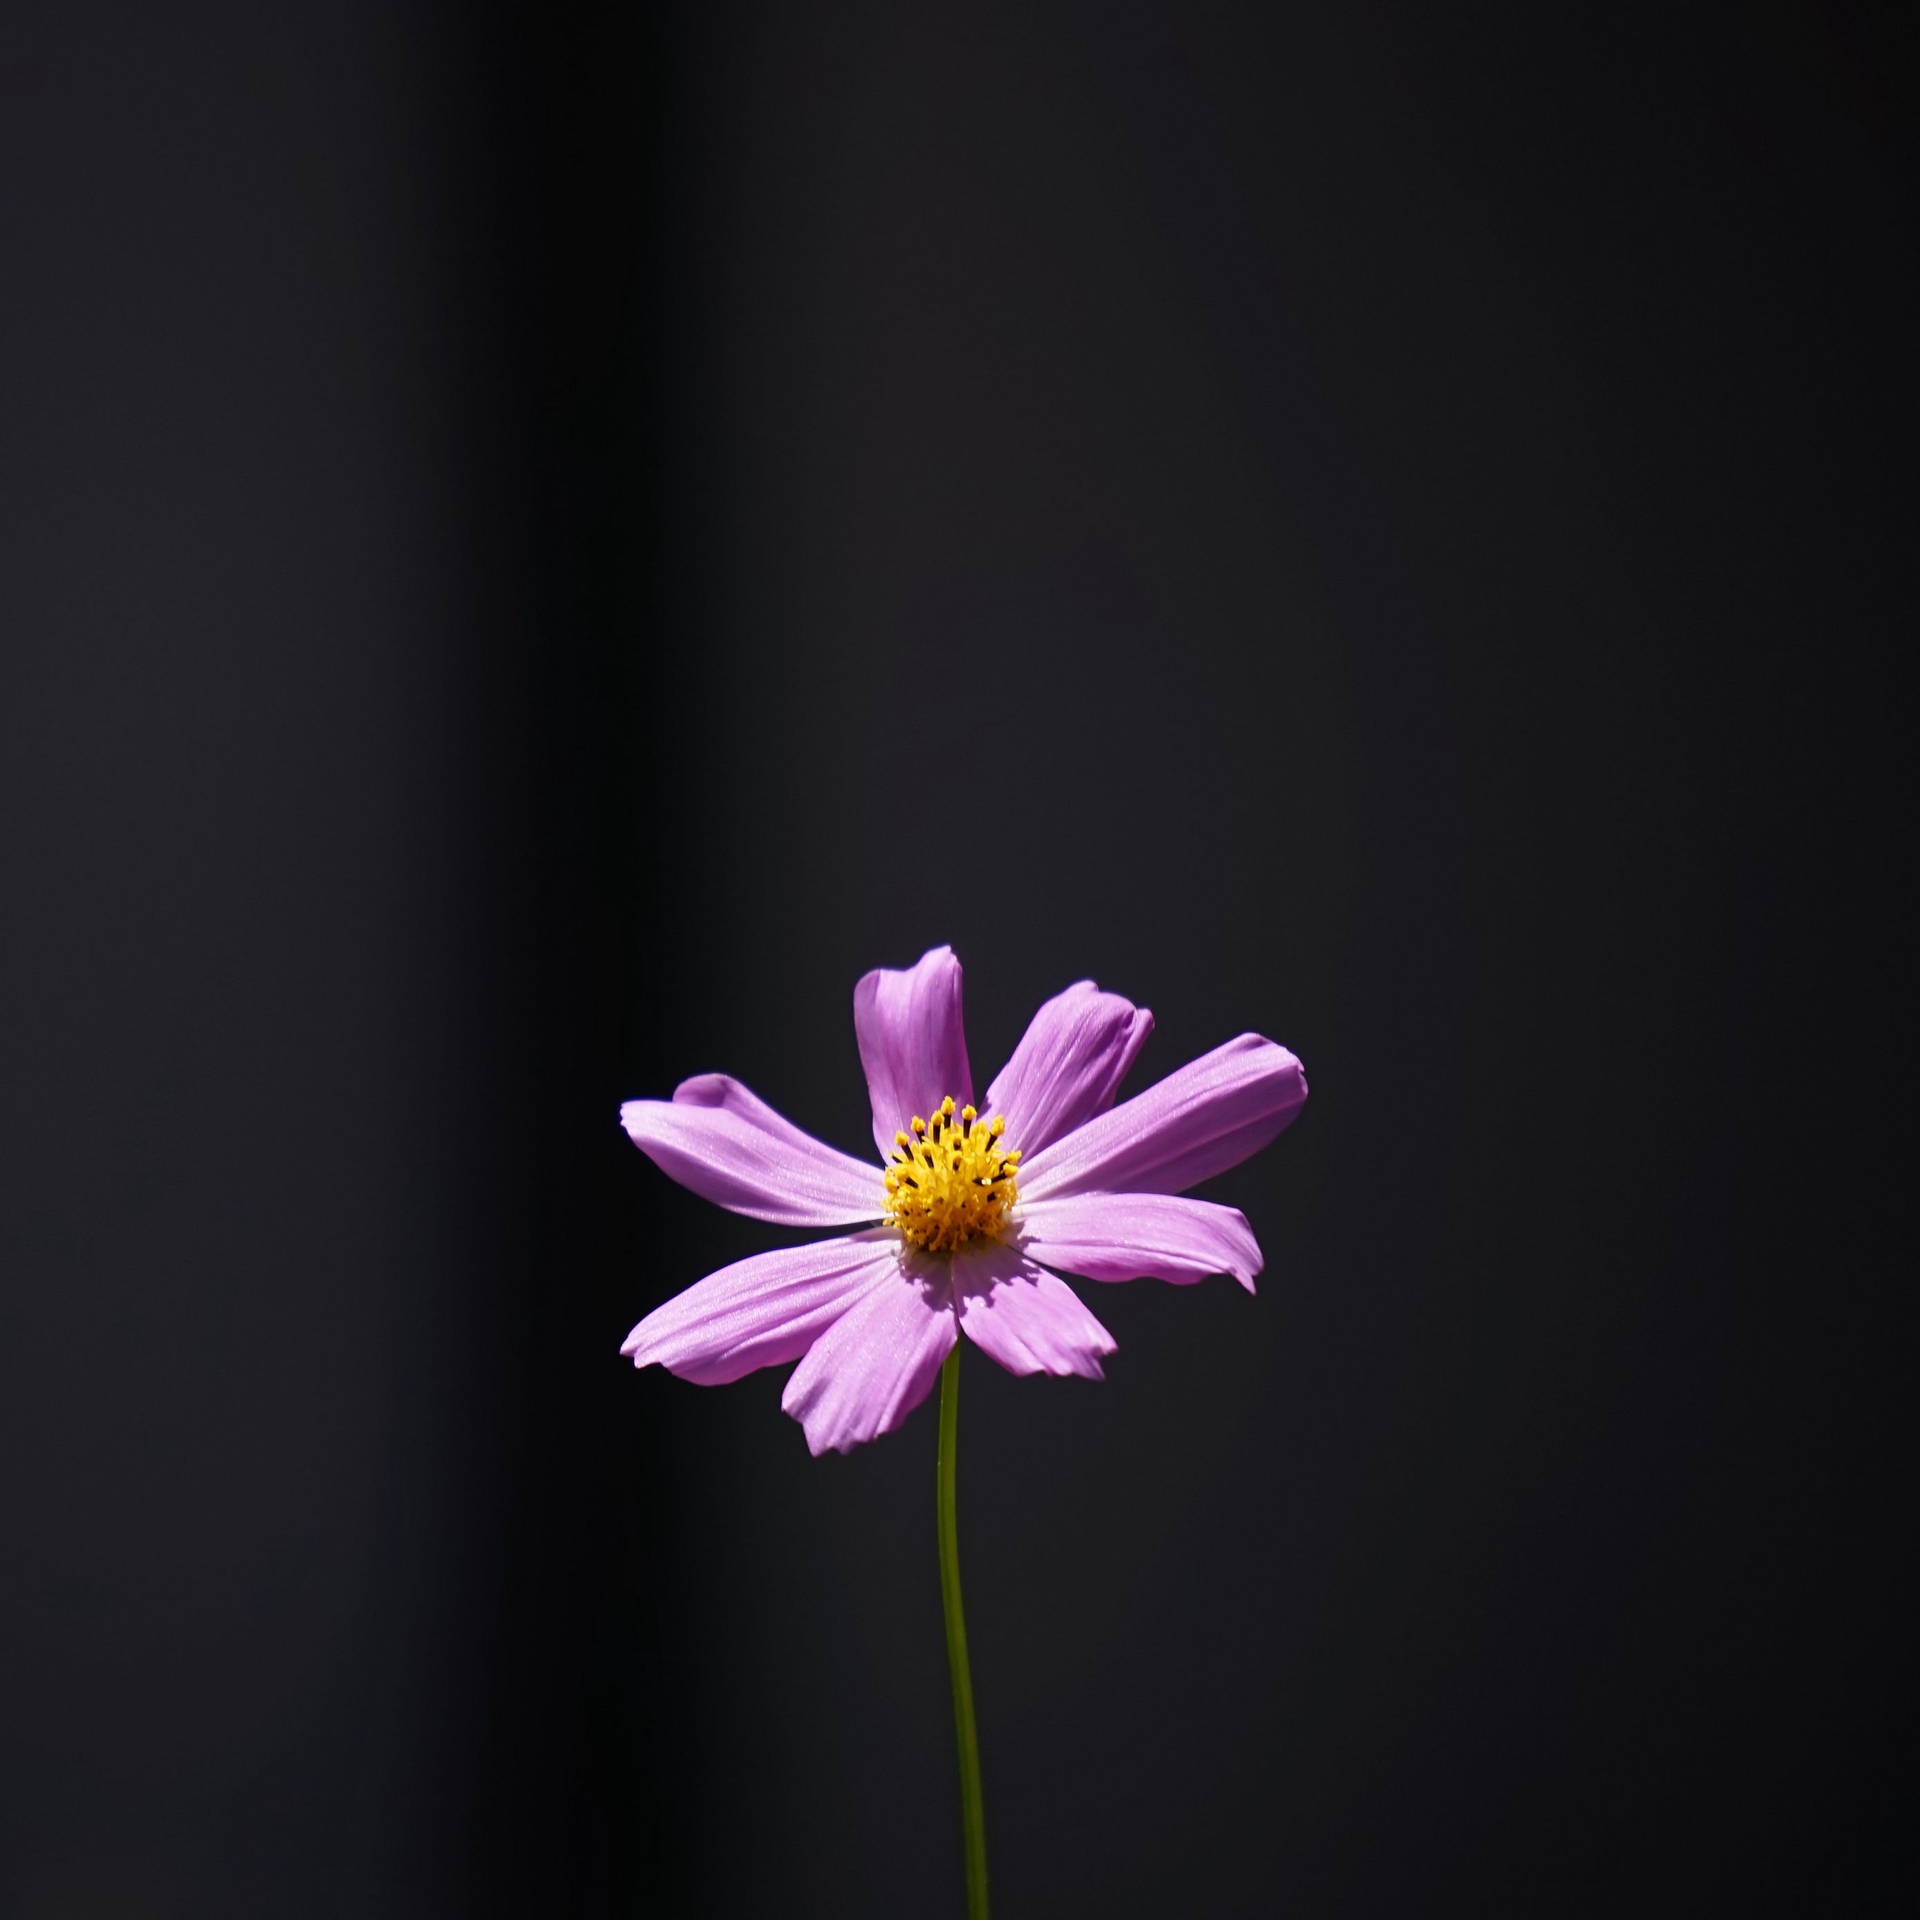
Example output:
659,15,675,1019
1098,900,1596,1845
952,1239,1117,1380
622,1230,901,1385
1017,1192,1263,1293
780,1257,957,1454
1017,1034,1307,1201
620,1074,884,1227
853,945,974,1158
983,979,1154,1155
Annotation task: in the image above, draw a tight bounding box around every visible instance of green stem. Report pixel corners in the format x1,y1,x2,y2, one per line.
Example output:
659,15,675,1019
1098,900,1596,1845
937,1341,990,1920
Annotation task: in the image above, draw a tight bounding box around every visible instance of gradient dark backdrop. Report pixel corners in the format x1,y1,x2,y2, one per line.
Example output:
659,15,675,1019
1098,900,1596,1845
4,2,1912,1914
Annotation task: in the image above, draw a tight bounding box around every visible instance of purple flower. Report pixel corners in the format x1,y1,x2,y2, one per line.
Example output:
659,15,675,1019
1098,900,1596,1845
620,946,1308,1455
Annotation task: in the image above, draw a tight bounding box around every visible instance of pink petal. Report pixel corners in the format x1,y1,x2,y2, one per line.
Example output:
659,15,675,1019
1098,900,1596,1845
983,979,1154,1155
622,1230,901,1384
780,1257,957,1455
1017,1034,1307,1201
1017,1192,1264,1293
853,945,974,1159
952,1239,1117,1380
620,1074,884,1227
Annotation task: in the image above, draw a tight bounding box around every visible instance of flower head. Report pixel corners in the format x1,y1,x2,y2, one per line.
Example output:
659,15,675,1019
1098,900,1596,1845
620,946,1307,1454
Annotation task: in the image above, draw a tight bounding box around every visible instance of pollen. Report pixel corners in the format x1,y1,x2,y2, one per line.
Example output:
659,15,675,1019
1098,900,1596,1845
881,1095,1022,1253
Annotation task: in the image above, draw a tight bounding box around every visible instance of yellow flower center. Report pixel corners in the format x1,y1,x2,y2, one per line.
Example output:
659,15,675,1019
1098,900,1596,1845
881,1095,1022,1253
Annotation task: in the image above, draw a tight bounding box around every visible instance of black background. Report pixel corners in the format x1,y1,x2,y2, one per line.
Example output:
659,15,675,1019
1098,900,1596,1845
4,1,1914,1914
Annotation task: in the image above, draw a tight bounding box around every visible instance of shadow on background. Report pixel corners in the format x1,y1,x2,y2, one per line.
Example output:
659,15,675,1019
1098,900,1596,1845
3,1,1911,1914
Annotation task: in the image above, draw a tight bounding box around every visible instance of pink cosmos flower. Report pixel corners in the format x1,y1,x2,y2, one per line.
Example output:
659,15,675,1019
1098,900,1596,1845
620,946,1308,1455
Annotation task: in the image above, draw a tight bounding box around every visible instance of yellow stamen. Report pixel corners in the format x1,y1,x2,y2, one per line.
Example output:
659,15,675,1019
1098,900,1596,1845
881,1093,1021,1253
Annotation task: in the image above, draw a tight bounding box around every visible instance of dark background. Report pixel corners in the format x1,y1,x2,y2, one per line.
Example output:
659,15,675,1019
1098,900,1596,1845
4,1,1913,1913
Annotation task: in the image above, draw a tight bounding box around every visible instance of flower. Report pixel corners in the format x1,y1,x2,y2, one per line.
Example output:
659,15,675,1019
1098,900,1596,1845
619,946,1308,1455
